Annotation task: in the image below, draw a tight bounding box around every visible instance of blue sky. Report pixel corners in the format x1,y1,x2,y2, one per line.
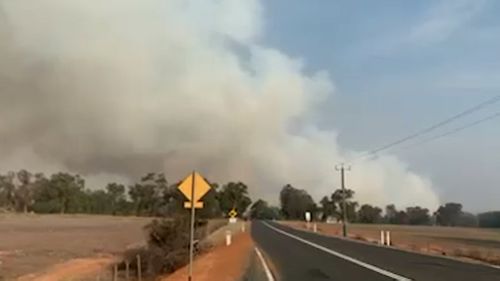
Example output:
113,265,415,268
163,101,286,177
261,0,500,212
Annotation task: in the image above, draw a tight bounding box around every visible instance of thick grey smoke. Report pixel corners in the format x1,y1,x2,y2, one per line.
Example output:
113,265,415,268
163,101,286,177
0,0,439,209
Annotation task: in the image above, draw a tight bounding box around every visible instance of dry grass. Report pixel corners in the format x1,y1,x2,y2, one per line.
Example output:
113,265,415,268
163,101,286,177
283,221,500,266
0,214,152,280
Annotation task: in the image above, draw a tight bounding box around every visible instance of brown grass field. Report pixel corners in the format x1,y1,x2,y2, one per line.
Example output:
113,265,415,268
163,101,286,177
0,214,153,280
283,221,500,266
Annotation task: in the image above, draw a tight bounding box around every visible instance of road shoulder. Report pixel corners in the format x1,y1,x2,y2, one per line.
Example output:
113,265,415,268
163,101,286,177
160,232,253,281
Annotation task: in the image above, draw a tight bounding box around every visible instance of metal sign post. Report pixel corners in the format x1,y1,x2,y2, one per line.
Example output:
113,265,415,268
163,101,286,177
188,172,195,281
177,171,211,281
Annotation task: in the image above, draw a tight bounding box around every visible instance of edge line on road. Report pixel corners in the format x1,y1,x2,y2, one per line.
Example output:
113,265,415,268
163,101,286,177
263,222,412,281
255,247,276,281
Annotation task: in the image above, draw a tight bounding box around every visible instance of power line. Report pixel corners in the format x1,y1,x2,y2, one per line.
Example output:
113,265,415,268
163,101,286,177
397,111,500,151
358,95,500,159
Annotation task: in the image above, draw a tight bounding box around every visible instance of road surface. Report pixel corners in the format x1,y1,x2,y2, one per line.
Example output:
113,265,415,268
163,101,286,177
251,221,500,281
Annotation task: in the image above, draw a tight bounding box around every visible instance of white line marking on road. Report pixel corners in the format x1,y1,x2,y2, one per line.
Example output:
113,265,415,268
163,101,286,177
255,247,276,281
263,222,412,281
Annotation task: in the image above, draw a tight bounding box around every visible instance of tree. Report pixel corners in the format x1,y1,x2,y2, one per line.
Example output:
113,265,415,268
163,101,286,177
48,172,85,214
0,172,16,210
331,188,356,222
14,170,35,213
129,173,165,216
331,188,354,203
345,201,359,222
86,189,111,214
106,183,126,215
406,206,431,225
320,196,336,221
250,199,281,220
394,210,409,225
456,212,478,227
217,182,252,217
197,184,222,219
435,202,463,226
160,182,185,216
357,204,382,223
32,173,60,213
477,211,500,228
384,204,398,224
279,184,315,220
30,172,87,214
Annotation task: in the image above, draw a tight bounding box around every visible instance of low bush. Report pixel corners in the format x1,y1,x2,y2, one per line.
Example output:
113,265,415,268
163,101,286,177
121,214,211,278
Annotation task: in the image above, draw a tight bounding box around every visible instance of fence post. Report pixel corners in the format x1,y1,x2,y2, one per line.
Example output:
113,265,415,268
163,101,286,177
114,263,118,281
125,260,130,281
137,254,142,281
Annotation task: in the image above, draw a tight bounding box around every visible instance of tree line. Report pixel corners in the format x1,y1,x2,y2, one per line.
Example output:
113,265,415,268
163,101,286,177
2,169,499,228
0,170,252,218
250,184,500,228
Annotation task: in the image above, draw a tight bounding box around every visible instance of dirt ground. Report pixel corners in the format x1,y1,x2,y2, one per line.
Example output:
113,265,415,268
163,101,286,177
16,257,115,281
283,221,500,265
0,214,152,280
159,231,253,281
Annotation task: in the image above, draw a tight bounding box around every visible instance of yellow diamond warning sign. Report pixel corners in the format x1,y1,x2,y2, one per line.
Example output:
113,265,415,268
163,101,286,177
178,172,211,209
229,208,237,218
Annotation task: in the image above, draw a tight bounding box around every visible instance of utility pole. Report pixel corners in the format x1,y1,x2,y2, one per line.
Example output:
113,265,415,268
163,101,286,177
335,163,351,237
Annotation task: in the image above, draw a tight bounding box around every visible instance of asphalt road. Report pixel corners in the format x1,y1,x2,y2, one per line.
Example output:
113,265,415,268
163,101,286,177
251,221,500,281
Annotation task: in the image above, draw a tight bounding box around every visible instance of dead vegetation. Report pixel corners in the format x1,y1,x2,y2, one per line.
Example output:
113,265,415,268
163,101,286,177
452,248,500,266
118,216,225,279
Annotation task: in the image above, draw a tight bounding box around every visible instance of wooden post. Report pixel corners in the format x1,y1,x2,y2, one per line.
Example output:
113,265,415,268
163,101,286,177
125,260,130,281
137,254,142,281
113,263,118,281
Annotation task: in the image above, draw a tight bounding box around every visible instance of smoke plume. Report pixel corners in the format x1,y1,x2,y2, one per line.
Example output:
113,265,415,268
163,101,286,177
0,0,439,209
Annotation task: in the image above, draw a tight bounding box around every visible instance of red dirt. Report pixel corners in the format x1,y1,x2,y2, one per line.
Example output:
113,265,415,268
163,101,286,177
16,257,115,281
159,232,253,281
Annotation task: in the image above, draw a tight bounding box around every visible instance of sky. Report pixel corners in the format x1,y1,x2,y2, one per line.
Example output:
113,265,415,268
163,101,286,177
0,0,498,213
261,0,500,212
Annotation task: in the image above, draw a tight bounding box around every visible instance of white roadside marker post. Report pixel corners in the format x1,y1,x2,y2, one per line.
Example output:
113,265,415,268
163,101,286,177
380,230,385,245
386,231,391,246
313,223,317,233
305,211,311,230
226,230,232,246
